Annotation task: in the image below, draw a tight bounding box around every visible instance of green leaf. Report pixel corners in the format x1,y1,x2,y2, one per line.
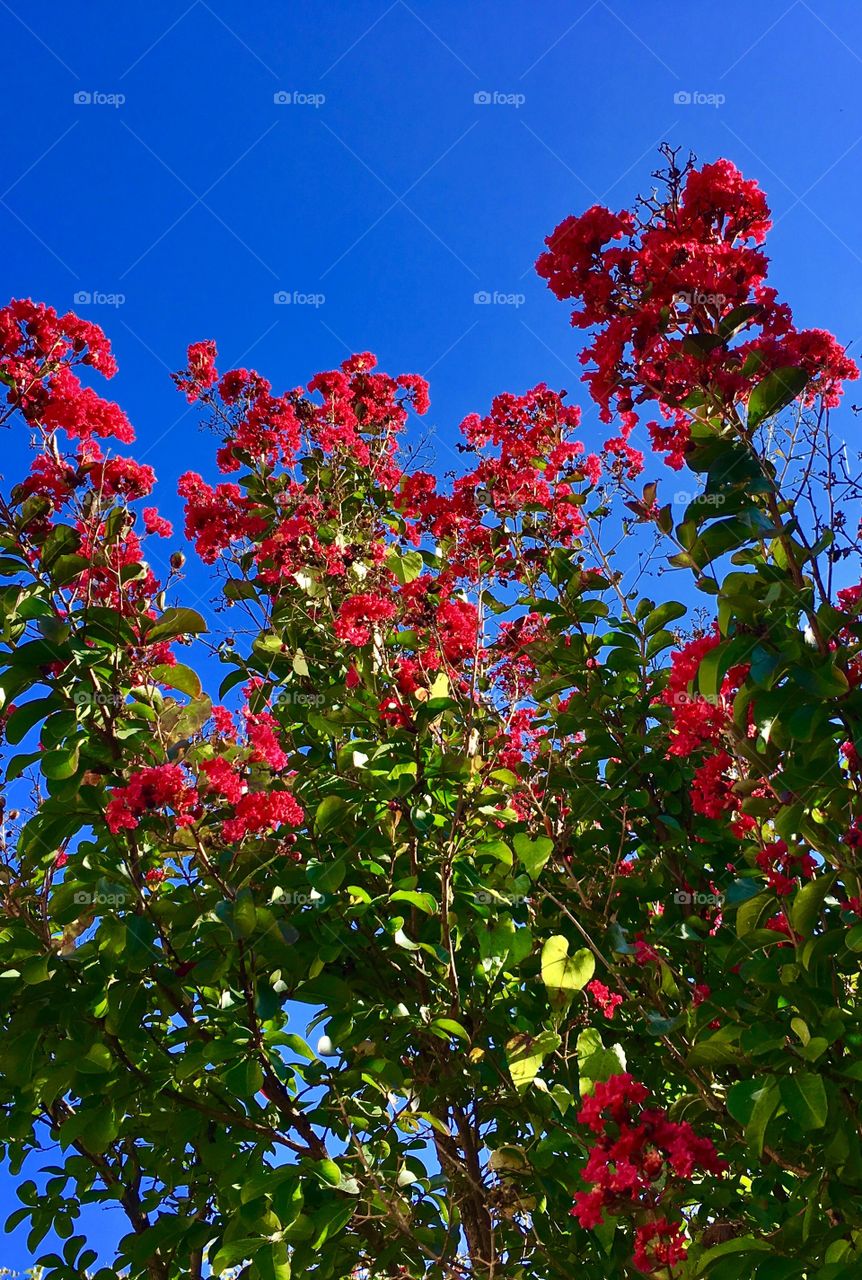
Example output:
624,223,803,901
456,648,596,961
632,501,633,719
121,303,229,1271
144,607,208,645
736,892,770,938
780,1073,828,1130
790,874,835,937
506,1030,560,1093
40,743,80,781
233,892,258,939
211,1238,263,1271
689,514,775,570
41,523,81,568
718,302,763,340
745,1078,780,1157
694,1235,773,1275
21,955,51,985
312,1158,341,1187
746,366,809,431
541,935,594,1009
224,578,258,601
307,858,346,894
386,549,424,585
150,663,202,699
429,1017,470,1041
309,1199,354,1250
51,553,89,586
513,833,553,880
390,889,437,915
254,1243,292,1280
4,697,59,746
315,796,351,835
576,1028,626,1096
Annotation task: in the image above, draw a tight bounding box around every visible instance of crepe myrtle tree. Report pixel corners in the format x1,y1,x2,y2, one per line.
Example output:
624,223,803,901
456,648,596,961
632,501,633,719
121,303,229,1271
0,149,862,1280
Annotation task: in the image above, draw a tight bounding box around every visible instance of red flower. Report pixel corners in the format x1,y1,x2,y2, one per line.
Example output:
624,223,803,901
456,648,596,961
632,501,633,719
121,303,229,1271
178,471,268,563
245,710,290,771
143,507,173,538
174,340,218,403
90,456,155,500
199,756,245,804
587,979,623,1020
221,790,303,842
690,751,736,818
633,1218,688,1273
212,705,236,737
537,159,857,469
572,1073,726,1267
106,765,198,834
334,593,398,646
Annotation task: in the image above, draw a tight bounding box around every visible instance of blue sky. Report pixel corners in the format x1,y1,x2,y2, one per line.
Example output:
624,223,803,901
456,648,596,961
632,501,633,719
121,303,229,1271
2,0,862,1268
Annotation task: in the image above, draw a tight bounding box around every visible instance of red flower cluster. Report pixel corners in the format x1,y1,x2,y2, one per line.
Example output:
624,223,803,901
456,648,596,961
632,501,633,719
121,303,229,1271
105,764,199,834
199,756,245,804
690,750,737,819
587,979,623,1020
334,593,398,646
142,507,172,538
537,159,858,470
661,629,754,822
0,300,133,448
245,708,290,770
178,472,268,564
632,1218,688,1273
174,339,218,403
572,1073,725,1271
221,790,303,843
756,838,817,896
424,386,596,586
0,300,181,639
88,455,155,501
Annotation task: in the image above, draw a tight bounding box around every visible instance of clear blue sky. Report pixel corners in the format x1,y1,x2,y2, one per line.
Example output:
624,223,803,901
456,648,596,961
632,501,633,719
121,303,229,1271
2,0,862,1268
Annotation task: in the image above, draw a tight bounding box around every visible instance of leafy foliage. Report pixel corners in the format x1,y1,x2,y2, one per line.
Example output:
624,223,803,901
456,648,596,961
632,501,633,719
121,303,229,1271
0,152,862,1279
